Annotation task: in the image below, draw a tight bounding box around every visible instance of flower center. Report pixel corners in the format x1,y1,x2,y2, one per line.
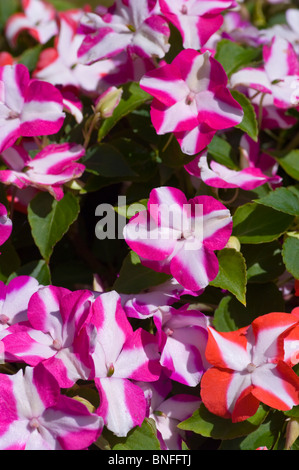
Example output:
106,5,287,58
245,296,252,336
0,314,9,325
246,362,257,373
29,417,40,430
164,327,174,337
7,110,19,120
185,91,196,105
180,5,188,14
52,339,62,350
107,363,115,377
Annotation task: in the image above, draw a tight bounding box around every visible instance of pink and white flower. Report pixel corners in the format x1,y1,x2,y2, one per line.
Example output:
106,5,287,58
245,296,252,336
89,290,161,437
77,0,170,65
230,36,299,109
138,374,201,449
0,203,12,247
185,134,282,190
0,64,65,154
154,305,210,386
123,186,233,291
2,286,95,388
0,142,85,200
0,364,103,450
33,10,120,97
200,312,299,422
140,49,243,155
0,276,41,338
5,0,58,47
159,0,235,50
121,277,200,320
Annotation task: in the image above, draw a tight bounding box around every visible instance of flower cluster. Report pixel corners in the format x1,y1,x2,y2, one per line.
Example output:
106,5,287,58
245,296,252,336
0,0,298,452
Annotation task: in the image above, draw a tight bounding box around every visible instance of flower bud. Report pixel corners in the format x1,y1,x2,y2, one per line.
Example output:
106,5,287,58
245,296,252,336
225,236,241,252
95,86,123,118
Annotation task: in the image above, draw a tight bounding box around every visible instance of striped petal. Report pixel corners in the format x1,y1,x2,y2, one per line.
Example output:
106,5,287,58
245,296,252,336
95,377,146,437
0,204,12,247
252,361,299,411
20,79,65,136
169,242,219,291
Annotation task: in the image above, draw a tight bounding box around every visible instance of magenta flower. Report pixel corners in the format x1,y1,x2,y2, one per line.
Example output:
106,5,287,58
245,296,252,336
33,10,119,97
184,140,282,191
0,203,12,248
121,277,200,320
159,0,235,50
154,305,210,386
201,312,299,422
140,49,243,155
0,64,65,153
231,36,299,109
2,286,95,388
138,374,201,449
77,0,170,64
0,142,85,200
89,291,161,437
123,186,233,291
0,364,103,450
5,0,58,47
0,276,41,338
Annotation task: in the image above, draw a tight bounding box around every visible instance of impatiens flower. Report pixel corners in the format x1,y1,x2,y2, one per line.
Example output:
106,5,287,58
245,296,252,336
185,148,281,191
33,10,119,97
154,305,210,386
230,36,299,109
77,0,170,65
5,0,58,47
139,49,243,155
200,312,299,422
123,186,233,291
0,142,85,200
186,134,282,191
0,364,103,450
89,290,161,437
2,286,95,388
159,0,234,50
0,64,65,154
0,203,12,247
121,277,200,320
0,275,41,338
137,374,201,449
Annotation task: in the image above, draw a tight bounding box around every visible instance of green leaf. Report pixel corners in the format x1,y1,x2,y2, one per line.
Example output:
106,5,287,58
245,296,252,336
111,418,161,450
17,45,43,72
220,411,286,450
213,283,285,332
207,135,239,170
46,0,77,10
83,143,137,178
210,248,247,305
242,241,285,283
28,192,80,263
7,260,51,285
231,90,258,141
254,186,299,216
214,39,261,77
282,236,299,279
98,82,151,142
159,134,195,168
178,403,268,440
232,202,294,244
113,251,171,294
274,150,299,181
0,241,21,282
0,0,19,30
